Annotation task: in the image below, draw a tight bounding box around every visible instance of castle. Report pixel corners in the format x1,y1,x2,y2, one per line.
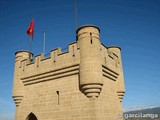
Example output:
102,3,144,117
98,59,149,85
12,25,125,120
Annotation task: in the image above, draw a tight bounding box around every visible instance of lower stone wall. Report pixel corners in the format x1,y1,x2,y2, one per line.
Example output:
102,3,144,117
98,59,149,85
94,77,124,120
15,75,123,120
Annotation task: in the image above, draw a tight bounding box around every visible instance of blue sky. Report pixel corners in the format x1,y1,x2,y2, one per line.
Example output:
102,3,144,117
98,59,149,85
0,0,160,119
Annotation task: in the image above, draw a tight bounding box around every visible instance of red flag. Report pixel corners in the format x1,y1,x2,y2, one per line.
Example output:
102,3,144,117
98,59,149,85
26,19,34,38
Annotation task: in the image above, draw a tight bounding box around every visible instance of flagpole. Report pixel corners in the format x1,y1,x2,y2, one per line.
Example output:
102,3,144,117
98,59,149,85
30,37,32,54
43,30,46,55
28,37,33,61
74,0,78,31
27,18,34,55
74,0,78,41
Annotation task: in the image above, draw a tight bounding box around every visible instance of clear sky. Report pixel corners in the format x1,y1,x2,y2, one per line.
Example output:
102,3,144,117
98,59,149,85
0,0,160,120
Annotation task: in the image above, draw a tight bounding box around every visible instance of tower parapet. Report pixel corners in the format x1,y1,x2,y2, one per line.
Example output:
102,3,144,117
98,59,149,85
13,42,80,86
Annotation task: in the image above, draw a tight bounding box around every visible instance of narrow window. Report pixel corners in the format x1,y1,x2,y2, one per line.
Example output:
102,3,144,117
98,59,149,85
90,33,92,44
72,46,75,57
56,91,59,105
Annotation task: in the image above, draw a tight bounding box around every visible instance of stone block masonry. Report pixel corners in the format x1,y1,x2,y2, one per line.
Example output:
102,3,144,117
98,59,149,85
12,25,125,120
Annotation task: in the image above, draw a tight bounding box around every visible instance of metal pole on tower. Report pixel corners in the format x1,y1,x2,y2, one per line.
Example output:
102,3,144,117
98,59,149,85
26,18,34,54
74,0,78,40
29,37,32,54
43,30,46,55
75,0,78,31
29,37,33,61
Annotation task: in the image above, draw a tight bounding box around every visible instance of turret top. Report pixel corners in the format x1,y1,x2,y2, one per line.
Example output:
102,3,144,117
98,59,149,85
76,24,100,34
15,50,32,55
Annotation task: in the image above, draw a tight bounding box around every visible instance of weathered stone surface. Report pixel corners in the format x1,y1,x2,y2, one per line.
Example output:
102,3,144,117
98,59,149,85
12,25,125,120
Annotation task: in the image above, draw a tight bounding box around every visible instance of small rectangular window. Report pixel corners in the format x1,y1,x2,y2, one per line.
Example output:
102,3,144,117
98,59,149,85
90,33,92,44
56,91,59,105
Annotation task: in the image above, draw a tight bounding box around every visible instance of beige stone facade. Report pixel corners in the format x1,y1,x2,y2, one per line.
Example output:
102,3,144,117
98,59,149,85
12,25,125,120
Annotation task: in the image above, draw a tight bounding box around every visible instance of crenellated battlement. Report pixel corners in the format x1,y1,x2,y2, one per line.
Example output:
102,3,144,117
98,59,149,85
17,42,80,85
18,43,120,72
16,42,122,86
19,42,79,67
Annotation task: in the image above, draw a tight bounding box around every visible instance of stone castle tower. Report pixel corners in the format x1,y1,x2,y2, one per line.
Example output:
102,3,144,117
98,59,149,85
12,25,125,120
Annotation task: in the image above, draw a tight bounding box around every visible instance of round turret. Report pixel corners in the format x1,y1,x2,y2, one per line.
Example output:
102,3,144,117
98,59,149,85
12,50,33,107
15,50,33,62
108,46,125,102
77,25,103,98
